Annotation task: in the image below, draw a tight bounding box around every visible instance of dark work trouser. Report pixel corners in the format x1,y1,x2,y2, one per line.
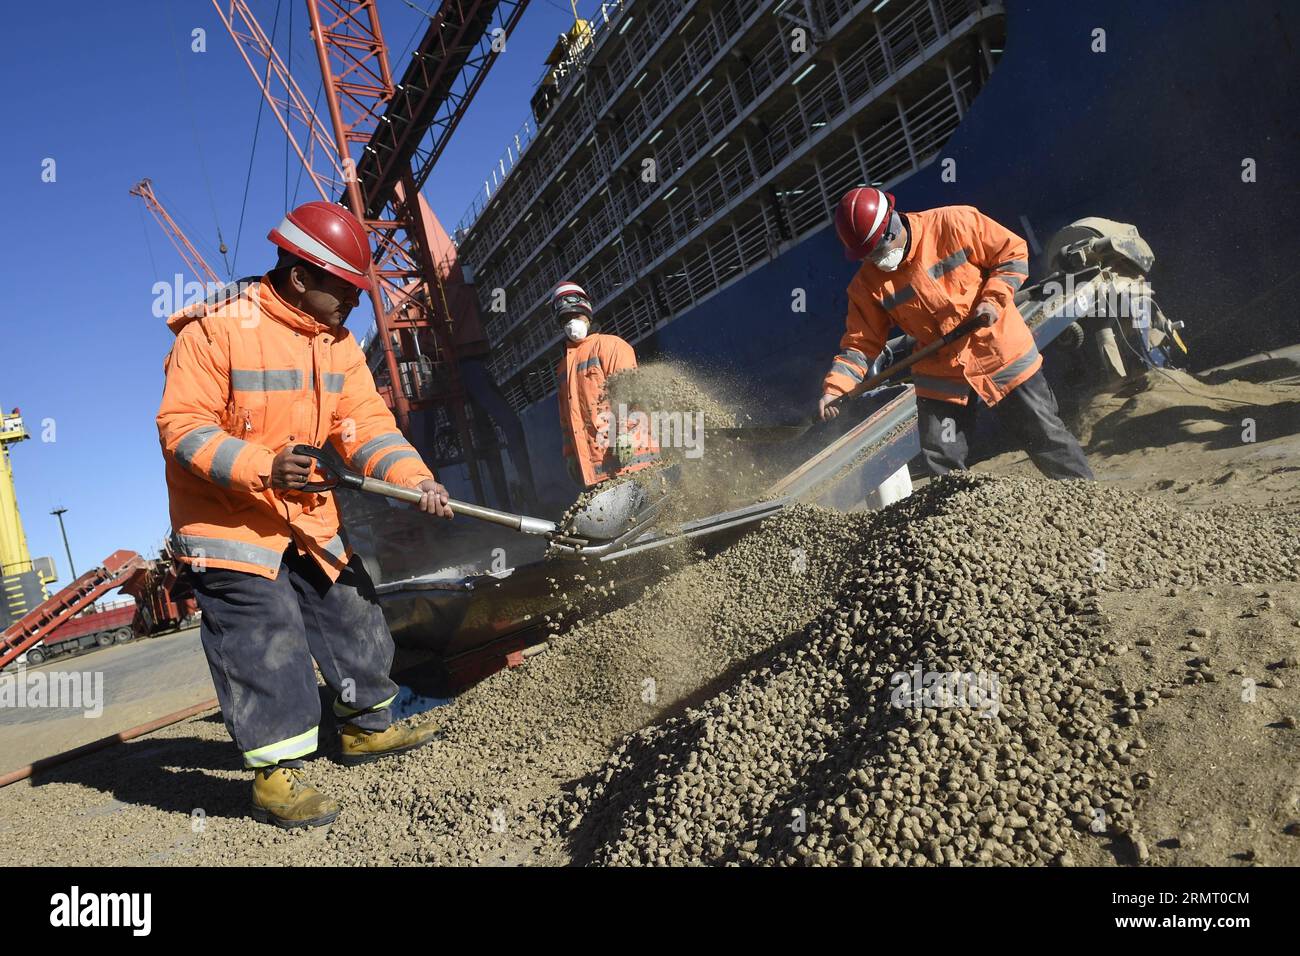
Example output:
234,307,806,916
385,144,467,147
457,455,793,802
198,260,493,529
186,545,398,769
916,369,1094,480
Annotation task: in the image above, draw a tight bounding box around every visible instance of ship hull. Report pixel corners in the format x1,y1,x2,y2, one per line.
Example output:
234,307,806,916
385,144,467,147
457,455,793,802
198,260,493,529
449,0,1299,508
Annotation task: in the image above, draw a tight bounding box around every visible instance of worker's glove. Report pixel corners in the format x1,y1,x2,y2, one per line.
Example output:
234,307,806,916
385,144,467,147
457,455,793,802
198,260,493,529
972,301,1000,326
614,432,637,466
818,393,842,421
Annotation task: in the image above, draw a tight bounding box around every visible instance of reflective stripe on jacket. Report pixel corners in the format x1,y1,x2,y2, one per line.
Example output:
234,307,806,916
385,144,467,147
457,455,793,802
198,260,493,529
556,333,658,488
156,278,434,581
823,205,1039,406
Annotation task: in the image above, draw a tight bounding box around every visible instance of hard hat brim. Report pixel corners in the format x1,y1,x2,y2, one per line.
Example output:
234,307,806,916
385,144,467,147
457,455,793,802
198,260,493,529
268,227,373,292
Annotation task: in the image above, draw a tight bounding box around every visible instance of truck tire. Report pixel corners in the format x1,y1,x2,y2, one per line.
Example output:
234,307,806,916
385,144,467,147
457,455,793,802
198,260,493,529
1057,321,1086,350
96,631,114,648
114,627,134,644
26,647,46,665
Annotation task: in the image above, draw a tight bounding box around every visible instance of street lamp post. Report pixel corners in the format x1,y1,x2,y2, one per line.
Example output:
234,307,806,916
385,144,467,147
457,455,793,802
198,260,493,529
50,507,76,579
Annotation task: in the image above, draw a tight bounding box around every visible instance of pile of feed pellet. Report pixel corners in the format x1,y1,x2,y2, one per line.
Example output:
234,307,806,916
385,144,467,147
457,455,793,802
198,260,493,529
605,362,745,429
546,473,1300,865
5,474,1296,867
335,501,881,865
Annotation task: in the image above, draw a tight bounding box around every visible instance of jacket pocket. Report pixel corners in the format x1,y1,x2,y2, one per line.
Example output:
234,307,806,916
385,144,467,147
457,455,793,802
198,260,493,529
209,404,266,510
951,270,980,313
230,404,266,443
966,324,1016,376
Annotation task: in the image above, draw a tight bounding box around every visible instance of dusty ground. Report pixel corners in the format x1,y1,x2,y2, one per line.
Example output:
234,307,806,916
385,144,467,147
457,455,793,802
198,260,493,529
1076,584,1300,866
2,363,1298,867
976,367,1300,507
973,366,1300,865
0,627,210,775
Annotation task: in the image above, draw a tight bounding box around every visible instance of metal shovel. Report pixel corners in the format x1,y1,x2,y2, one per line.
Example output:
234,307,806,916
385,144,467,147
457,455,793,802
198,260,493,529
293,443,589,545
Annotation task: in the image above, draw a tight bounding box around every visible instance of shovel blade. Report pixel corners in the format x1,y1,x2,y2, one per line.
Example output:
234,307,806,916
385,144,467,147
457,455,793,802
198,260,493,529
567,478,650,540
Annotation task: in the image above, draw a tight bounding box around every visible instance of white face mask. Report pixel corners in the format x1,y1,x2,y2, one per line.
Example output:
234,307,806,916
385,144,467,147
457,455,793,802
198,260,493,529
875,246,905,272
564,318,589,342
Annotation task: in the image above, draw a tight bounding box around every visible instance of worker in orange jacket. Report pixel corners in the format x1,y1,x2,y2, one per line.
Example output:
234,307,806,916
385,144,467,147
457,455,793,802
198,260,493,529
819,188,1093,480
553,281,659,488
156,201,451,829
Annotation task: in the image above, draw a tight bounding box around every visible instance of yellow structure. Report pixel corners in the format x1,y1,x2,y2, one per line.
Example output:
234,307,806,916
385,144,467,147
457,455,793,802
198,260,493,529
530,14,595,124
1,405,54,625
0,406,34,575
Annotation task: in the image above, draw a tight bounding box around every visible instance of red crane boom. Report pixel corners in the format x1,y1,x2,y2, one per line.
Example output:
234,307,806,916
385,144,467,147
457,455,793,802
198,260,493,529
213,0,530,501
130,179,222,287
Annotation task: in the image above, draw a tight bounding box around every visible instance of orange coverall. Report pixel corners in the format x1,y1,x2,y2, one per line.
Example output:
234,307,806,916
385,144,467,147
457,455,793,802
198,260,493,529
822,205,1038,405
156,278,435,580
556,333,658,487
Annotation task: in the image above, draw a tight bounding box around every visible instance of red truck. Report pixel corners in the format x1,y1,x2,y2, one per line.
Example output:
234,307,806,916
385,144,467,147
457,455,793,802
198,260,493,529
2,547,200,669
26,599,139,664
119,552,200,642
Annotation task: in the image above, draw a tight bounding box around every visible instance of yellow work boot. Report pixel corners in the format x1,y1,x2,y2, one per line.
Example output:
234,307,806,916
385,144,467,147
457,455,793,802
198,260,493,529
338,718,443,766
250,766,340,829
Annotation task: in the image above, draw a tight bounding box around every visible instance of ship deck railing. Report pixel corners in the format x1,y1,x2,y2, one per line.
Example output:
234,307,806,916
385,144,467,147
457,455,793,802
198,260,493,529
464,0,1000,408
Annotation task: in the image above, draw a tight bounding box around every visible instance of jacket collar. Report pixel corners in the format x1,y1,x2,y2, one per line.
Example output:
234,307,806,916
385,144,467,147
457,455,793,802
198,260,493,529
257,277,336,338
164,276,342,341
897,212,916,266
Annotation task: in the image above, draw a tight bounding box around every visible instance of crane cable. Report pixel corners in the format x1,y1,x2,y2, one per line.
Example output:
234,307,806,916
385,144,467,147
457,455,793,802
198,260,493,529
285,0,294,212
292,81,323,206
164,1,232,278
135,201,161,283
232,0,284,278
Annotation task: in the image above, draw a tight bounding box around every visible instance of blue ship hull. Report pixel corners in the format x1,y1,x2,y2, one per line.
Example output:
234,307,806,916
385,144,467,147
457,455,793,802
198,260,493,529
490,0,1299,507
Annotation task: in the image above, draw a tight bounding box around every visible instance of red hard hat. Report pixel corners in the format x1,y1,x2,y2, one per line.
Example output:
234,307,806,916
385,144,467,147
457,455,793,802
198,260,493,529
834,187,896,260
268,201,373,291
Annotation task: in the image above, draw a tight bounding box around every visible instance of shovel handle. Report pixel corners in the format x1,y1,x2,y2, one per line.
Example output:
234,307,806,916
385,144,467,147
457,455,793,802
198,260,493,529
827,312,993,411
292,444,557,535
356,475,554,533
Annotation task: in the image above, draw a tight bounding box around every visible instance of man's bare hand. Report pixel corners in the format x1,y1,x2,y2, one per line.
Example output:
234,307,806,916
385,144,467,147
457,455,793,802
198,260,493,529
818,393,842,421
414,478,454,519
271,447,316,490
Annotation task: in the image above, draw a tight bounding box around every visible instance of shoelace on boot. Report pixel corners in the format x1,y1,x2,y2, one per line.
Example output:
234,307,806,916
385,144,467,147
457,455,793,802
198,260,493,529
275,766,308,794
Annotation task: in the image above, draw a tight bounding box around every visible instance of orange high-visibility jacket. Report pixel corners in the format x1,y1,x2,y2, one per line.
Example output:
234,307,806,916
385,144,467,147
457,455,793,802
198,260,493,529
556,333,659,488
823,205,1039,406
156,278,434,581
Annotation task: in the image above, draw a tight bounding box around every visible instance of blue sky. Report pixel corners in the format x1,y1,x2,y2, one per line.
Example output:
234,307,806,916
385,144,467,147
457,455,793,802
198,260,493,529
1,0,587,589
